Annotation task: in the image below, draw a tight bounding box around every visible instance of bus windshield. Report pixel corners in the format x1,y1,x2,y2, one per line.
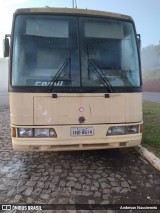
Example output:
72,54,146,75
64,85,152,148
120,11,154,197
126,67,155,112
12,15,140,90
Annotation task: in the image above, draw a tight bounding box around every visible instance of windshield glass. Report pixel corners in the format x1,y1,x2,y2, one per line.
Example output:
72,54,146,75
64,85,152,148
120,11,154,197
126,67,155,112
12,15,80,87
12,15,140,89
79,17,140,87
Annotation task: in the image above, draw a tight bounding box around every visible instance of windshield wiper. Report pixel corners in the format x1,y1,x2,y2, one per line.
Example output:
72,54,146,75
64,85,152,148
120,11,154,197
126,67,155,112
88,59,114,92
48,58,70,92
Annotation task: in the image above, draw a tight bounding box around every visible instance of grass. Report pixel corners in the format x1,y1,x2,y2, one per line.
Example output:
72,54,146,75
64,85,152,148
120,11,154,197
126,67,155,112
142,101,160,158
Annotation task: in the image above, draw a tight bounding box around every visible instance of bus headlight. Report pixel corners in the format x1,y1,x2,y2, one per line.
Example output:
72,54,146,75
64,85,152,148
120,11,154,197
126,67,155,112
35,128,57,137
107,125,139,136
107,126,125,135
18,128,33,137
126,125,138,134
18,128,57,137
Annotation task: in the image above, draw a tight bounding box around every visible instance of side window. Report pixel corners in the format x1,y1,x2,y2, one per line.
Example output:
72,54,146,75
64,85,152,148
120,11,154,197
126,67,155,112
121,36,133,71
121,34,140,86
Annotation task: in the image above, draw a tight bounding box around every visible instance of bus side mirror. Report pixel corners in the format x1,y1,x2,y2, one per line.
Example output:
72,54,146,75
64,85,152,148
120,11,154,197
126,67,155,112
137,34,141,52
3,34,11,57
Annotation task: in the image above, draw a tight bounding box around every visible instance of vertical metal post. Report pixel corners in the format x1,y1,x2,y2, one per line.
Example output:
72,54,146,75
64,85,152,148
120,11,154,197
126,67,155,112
75,0,77,8
72,0,77,8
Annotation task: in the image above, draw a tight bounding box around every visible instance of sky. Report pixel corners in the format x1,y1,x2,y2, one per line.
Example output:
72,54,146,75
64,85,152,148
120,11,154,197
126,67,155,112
0,0,160,57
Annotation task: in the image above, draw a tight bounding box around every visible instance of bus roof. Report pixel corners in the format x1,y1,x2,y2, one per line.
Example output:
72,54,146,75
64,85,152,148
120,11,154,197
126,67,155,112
14,7,133,21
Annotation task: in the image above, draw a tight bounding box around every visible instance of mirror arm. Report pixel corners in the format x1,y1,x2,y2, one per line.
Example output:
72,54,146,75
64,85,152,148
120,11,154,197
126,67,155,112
5,34,11,39
3,34,11,57
137,34,141,51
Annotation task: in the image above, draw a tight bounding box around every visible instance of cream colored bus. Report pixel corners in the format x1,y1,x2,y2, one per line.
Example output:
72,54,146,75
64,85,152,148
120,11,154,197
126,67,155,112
4,8,143,151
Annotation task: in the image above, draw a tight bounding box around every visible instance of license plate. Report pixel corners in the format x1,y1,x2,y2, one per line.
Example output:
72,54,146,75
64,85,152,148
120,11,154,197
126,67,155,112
71,127,94,136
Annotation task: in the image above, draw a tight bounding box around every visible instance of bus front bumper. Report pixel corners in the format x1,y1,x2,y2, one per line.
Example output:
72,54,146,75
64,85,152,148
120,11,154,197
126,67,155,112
11,123,142,151
12,133,142,152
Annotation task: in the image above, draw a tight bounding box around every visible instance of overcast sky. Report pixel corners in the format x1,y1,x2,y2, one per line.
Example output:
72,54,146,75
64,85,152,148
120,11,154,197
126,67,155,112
0,0,160,57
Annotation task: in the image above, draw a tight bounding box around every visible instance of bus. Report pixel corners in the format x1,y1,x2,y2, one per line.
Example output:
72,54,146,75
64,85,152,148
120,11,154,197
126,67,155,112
3,8,143,151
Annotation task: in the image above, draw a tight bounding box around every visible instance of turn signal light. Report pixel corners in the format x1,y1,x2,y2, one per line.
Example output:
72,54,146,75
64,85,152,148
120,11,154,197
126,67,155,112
12,127,16,138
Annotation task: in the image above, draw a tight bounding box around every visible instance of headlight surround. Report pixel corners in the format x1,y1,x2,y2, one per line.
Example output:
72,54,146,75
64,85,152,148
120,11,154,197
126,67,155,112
107,125,139,136
18,128,33,137
18,128,57,137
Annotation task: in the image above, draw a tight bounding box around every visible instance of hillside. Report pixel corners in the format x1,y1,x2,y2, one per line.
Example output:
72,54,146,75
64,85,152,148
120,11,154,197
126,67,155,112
141,44,160,92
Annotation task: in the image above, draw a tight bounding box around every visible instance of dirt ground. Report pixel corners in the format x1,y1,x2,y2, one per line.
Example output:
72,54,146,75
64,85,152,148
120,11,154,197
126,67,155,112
143,80,160,92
